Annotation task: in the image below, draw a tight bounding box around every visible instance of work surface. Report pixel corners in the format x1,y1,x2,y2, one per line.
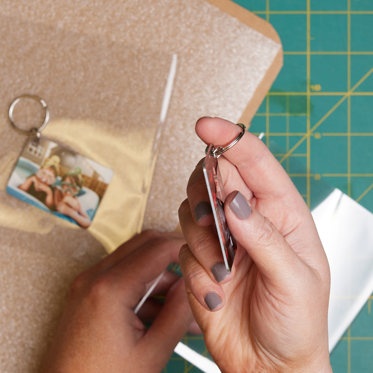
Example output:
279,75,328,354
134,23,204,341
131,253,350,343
166,0,373,372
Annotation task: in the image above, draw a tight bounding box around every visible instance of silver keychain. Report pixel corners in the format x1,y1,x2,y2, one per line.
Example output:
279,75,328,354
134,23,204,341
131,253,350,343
8,94,50,143
6,94,114,229
203,122,246,271
205,122,246,158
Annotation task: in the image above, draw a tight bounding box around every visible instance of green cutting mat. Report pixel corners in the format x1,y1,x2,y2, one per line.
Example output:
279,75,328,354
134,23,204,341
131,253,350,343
165,0,373,371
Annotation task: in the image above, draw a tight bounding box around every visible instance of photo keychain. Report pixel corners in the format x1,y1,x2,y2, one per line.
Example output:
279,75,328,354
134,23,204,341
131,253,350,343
202,122,246,272
6,94,113,228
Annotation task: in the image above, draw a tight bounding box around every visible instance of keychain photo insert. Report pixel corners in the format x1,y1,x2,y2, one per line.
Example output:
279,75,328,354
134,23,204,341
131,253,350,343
6,94,113,228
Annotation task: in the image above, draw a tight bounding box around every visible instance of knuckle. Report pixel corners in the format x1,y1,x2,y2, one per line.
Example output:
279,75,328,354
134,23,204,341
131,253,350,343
256,217,276,246
186,165,205,197
178,244,189,263
69,271,89,296
189,230,212,257
88,275,113,301
141,229,161,240
186,178,199,198
185,265,207,289
178,199,190,218
148,233,171,248
179,244,194,271
178,245,206,286
139,229,169,248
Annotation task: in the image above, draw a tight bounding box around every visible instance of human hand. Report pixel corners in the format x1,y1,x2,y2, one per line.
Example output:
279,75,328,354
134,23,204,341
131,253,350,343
178,117,332,373
41,230,195,373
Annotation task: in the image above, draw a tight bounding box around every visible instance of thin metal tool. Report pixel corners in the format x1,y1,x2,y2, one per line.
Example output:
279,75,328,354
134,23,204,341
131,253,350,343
134,272,164,315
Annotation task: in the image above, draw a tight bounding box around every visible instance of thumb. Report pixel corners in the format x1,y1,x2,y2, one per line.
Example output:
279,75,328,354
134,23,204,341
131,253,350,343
225,191,301,287
139,278,193,370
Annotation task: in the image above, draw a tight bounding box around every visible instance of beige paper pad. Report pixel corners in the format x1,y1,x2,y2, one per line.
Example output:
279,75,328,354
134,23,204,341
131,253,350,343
0,1,282,371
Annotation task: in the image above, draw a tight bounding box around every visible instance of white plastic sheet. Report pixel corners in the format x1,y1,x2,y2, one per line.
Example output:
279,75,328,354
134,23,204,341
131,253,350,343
312,189,373,351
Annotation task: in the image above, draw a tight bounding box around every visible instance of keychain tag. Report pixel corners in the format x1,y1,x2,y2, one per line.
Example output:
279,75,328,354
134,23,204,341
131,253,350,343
6,94,113,228
202,123,245,271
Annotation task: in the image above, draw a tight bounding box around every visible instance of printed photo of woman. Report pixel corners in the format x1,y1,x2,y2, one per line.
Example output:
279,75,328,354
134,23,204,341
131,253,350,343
7,137,112,228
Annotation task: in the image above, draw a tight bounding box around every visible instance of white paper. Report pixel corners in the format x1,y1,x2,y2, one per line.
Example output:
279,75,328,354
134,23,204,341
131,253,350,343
312,189,373,351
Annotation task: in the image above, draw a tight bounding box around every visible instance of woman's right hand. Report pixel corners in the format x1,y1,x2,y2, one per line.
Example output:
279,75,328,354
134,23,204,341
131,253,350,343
178,117,332,373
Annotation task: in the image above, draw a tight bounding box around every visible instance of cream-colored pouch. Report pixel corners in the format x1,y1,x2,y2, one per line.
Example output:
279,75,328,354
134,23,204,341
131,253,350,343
0,16,176,252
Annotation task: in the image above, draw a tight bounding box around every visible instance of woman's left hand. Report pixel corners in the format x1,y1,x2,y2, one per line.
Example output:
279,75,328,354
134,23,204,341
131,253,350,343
41,230,195,373
178,117,331,373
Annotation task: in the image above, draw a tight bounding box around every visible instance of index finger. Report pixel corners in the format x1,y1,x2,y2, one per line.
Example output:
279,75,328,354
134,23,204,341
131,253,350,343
196,117,305,209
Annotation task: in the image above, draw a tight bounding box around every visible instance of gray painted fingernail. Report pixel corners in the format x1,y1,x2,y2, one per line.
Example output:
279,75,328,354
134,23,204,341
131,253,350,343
205,292,222,311
211,263,229,282
230,191,251,220
194,201,212,221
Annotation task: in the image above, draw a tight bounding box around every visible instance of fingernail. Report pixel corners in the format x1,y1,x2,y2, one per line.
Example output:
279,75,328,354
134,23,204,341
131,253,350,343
211,263,229,282
230,191,251,220
194,201,212,222
205,292,222,311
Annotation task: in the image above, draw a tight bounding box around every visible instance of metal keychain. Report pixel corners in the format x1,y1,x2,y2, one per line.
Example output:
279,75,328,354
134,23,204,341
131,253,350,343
205,122,245,158
8,94,50,143
6,94,114,229
202,123,246,271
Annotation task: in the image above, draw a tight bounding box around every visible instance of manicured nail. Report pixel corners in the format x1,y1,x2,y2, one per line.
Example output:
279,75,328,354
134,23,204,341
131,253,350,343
211,263,229,282
205,292,222,311
230,191,251,220
194,201,212,222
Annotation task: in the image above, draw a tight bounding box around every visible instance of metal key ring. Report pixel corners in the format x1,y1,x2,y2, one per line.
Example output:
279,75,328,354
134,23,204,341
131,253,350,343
206,122,246,158
8,94,49,137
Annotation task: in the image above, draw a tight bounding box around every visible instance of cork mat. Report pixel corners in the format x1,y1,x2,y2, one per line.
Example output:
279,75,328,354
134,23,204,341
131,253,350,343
0,1,282,372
